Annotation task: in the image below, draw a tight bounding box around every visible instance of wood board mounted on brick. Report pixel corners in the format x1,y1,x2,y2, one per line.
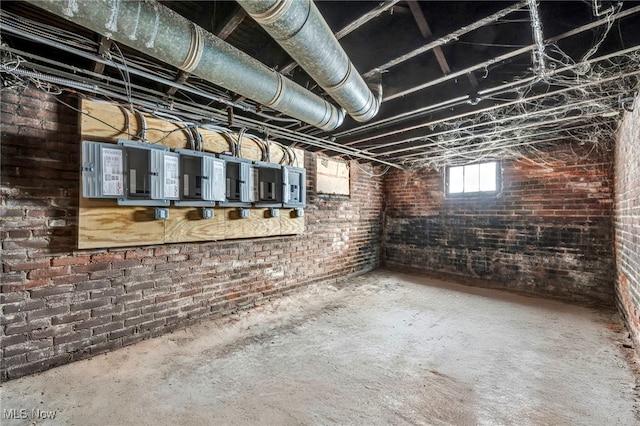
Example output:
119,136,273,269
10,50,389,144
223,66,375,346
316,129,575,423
77,99,305,249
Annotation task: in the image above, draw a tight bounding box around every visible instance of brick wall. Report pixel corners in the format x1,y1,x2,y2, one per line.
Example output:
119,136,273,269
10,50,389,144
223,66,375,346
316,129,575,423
0,87,383,380
615,93,640,349
383,144,615,305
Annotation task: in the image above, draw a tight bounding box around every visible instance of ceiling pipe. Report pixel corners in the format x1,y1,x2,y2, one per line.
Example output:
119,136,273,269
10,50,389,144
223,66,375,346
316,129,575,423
24,0,345,131
237,0,381,123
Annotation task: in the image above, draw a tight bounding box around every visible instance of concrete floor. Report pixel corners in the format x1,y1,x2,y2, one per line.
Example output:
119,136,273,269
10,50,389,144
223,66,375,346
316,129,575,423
1,270,639,425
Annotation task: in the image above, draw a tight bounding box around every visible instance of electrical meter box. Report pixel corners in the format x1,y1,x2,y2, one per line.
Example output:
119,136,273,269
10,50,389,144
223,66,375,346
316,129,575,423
282,166,306,208
253,161,283,207
174,148,225,206
219,155,254,207
117,139,180,206
81,140,125,199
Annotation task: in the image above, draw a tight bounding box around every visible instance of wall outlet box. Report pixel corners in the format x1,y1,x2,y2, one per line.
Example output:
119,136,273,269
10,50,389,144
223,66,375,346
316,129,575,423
154,208,169,220
202,208,214,219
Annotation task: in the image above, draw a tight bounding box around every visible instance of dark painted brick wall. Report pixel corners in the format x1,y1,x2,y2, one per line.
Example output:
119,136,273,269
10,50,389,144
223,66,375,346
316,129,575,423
0,87,383,380
614,92,640,349
383,145,615,305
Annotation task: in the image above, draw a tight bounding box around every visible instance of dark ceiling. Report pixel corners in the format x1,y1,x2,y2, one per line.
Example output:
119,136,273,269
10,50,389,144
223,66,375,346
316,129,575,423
2,1,639,169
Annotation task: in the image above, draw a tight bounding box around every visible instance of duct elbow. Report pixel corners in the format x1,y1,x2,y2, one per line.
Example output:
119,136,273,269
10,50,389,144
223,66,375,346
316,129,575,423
319,107,346,132
240,0,381,123
351,83,382,123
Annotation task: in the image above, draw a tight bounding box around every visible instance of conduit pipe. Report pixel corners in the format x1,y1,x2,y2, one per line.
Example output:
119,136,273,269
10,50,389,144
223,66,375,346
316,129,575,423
24,0,345,131
237,0,381,123
527,0,547,77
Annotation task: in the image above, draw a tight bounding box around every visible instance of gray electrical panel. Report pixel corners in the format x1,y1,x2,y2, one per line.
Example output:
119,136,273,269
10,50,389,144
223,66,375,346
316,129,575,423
282,166,306,208
219,155,254,207
253,161,283,207
81,140,125,199
174,148,225,206
117,139,180,206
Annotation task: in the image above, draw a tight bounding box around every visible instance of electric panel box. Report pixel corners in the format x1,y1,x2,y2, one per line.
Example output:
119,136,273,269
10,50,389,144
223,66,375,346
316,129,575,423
253,161,283,207
117,139,180,206
219,155,254,207
81,141,125,199
174,148,225,206
282,166,306,208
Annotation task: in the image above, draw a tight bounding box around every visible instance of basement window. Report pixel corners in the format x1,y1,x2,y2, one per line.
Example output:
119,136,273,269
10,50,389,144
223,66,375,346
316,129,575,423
446,161,500,196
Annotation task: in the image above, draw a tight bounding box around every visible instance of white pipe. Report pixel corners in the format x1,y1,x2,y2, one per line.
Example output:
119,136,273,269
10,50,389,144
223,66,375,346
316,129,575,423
362,1,530,79
382,4,640,102
394,111,618,159
363,71,636,153
342,45,640,146
527,0,547,77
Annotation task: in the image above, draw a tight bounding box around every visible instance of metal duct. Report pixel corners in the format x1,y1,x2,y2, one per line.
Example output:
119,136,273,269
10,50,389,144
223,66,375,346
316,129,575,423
238,0,381,123
24,0,345,131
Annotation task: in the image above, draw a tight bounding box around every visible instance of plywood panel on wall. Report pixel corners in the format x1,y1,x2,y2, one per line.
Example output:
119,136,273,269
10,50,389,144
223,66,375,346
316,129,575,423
317,156,350,196
224,208,281,239
164,207,226,243
79,100,304,167
78,198,165,249
78,99,304,249
281,210,306,235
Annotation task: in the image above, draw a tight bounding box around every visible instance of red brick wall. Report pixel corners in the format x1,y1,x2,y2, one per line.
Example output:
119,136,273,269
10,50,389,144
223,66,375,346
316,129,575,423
0,87,383,380
614,93,640,349
384,144,615,305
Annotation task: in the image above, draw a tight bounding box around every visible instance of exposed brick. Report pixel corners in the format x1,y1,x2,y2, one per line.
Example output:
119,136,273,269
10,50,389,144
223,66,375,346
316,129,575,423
51,311,91,325
0,333,29,348
3,299,46,315
124,281,155,292
27,267,68,280
51,256,90,267
3,260,50,273
109,327,136,340
27,305,68,321
384,144,614,306
75,280,111,292
615,92,640,354
66,294,111,312
29,284,75,299
52,273,90,285
53,330,91,345
1,87,383,380
71,262,110,273
124,314,155,327
74,316,113,330
3,339,51,358
1,280,49,292
125,249,154,259
90,253,125,263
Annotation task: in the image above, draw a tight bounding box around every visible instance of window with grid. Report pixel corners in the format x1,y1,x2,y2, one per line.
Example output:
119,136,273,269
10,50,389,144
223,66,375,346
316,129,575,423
446,161,500,196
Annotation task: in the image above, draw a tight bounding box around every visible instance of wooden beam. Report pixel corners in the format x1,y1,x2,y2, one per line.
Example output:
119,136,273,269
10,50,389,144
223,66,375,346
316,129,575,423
362,1,529,79
165,71,191,97
407,1,450,75
217,7,247,41
335,0,400,39
93,36,112,74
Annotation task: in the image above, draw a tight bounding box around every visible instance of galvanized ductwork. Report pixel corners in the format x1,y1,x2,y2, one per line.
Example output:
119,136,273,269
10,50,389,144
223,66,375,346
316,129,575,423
25,0,345,131
238,0,381,123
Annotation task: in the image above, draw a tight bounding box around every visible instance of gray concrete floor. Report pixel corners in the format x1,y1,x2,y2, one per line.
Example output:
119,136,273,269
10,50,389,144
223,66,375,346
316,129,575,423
1,270,639,425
